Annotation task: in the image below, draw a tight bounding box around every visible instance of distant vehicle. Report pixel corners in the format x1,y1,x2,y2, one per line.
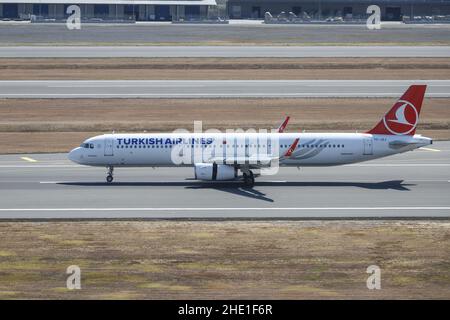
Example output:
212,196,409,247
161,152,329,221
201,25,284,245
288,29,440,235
69,85,432,186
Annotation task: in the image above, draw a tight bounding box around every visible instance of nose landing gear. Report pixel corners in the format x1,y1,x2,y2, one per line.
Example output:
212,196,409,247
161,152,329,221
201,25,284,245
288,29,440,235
242,170,255,187
106,166,114,183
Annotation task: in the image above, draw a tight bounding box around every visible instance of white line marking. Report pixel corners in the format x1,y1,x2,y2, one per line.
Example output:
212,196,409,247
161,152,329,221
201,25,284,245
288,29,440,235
20,157,37,163
39,181,62,184
35,179,450,184
348,164,450,167
0,163,448,169
0,165,81,168
2,93,450,98
49,85,206,88
419,147,441,152
0,207,449,212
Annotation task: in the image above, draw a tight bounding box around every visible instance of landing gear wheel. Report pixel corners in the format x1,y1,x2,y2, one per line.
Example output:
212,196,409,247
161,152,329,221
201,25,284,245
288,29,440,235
106,166,114,183
243,170,255,187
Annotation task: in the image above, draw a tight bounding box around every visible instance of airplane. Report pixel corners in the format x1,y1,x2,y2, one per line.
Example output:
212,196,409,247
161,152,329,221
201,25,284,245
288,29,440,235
68,85,432,186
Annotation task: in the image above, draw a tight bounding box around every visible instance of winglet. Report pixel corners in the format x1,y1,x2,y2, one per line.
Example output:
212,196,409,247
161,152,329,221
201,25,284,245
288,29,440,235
283,138,299,158
277,116,290,133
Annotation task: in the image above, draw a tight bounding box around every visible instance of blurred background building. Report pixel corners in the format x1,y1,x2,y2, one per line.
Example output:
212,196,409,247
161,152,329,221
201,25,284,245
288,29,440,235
0,0,449,21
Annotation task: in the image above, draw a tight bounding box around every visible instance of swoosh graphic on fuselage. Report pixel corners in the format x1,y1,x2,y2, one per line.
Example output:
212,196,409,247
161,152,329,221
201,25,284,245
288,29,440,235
288,139,329,160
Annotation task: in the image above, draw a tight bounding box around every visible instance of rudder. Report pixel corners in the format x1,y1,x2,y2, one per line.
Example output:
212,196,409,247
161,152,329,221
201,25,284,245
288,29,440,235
367,85,427,136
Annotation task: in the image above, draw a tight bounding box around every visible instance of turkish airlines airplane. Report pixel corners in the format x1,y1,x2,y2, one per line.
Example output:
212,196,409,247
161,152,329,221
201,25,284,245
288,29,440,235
68,85,432,186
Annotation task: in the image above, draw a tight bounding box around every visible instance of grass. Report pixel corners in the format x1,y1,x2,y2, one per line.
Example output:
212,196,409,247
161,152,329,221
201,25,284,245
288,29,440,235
1,57,449,80
0,97,448,153
0,221,448,299
0,57,448,153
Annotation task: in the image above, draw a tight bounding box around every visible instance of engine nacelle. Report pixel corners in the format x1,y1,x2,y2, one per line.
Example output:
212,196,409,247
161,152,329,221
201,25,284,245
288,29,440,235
194,163,237,181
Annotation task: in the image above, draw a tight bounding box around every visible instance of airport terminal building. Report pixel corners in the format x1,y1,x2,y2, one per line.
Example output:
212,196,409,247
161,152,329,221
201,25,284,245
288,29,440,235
0,0,217,21
0,0,449,21
227,0,450,20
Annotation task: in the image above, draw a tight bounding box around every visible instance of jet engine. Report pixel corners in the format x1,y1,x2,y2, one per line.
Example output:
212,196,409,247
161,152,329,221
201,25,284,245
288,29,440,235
194,163,237,181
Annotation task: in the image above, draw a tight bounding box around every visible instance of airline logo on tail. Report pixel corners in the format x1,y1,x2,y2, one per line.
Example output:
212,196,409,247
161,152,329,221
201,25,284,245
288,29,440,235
368,85,426,136
383,100,418,135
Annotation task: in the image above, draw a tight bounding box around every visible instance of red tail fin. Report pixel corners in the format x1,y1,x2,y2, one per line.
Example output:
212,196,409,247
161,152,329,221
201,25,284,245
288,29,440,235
367,85,427,136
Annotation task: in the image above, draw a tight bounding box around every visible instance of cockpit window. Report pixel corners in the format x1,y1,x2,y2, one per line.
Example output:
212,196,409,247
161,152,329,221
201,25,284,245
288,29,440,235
80,143,94,149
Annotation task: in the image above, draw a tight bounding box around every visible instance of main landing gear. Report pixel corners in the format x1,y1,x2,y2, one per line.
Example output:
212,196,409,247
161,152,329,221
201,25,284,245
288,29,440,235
106,166,114,183
242,170,255,187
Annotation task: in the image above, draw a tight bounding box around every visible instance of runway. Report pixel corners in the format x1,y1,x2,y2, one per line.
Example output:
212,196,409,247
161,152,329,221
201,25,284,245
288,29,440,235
1,46,450,58
1,23,450,46
1,80,450,98
0,141,449,219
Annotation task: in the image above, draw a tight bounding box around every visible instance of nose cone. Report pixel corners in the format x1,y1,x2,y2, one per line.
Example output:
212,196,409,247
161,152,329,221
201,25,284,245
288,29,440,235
68,147,83,164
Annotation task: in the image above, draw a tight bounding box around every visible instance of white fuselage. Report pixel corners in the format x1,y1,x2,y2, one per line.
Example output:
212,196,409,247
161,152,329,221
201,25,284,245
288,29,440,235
68,132,432,168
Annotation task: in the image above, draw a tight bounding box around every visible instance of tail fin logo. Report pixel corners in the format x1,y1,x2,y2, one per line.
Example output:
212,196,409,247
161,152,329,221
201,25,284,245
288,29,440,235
382,100,418,135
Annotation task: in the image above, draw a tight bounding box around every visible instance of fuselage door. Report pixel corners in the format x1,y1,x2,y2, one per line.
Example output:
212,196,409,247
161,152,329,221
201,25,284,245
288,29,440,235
104,137,114,156
363,138,373,155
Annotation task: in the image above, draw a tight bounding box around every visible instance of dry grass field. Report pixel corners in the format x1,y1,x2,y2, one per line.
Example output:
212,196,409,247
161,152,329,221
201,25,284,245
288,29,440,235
1,58,449,80
0,97,448,153
0,221,448,299
0,57,448,300
0,57,448,153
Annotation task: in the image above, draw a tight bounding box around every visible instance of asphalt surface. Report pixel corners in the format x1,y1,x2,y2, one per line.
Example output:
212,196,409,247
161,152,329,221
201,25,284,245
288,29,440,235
1,80,449,98
1,45,450,58
0,141,449,219
1,23,450,45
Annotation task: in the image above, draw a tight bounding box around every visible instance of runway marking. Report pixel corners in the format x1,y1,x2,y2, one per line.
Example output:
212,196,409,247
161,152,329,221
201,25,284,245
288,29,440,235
49,84,206,88
0,163,448,169
2,93,450,98
348,164,450,167
20,157,37,163
0,207,449,212
419,147,441,152
37,179,448,184
40,181,64,184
